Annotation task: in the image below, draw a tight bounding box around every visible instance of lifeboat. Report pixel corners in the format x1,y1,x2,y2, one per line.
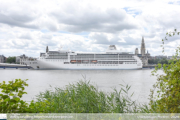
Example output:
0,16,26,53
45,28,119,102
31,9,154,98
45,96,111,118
70,60,82,63
70,60,77,63
91,60,97,63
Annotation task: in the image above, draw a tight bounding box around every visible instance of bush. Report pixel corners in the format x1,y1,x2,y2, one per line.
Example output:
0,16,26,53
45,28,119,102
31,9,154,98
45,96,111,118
0,79,149,113
0,79,29,113
150,29,180,113
28,80,146,113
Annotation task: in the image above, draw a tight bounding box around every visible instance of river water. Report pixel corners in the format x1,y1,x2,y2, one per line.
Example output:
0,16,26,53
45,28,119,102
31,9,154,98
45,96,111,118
0,69,162,104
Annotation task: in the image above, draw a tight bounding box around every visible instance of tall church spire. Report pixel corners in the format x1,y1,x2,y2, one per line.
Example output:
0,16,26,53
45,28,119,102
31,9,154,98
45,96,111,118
142,36,144,43
46,46,49,53
141,36,146,56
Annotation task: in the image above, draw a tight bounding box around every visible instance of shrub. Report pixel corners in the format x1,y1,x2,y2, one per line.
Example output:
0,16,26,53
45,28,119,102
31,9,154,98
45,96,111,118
150,29,180,113
29,80,146,113
0,79,150,113
0,79,29,113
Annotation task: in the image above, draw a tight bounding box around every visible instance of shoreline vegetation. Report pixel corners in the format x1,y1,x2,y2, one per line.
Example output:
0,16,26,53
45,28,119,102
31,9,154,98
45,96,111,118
0,69,179,113
0,79,151,113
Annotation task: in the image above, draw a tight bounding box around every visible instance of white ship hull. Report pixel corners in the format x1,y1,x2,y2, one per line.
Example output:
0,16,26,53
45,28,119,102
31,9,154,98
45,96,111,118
25,59,142,70
23,45,143,70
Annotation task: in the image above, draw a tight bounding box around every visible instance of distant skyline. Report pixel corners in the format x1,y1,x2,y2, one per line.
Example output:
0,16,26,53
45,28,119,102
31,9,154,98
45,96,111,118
0,0,180,57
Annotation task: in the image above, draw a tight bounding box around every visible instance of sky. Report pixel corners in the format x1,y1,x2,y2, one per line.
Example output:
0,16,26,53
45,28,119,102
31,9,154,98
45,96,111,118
0,0,180,57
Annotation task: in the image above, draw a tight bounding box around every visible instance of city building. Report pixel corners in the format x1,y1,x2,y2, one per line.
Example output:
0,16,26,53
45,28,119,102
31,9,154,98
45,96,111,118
167,56,180,60
19,54,29,65
135,48,139,55
135,37,150,66
0,55,6,63
155,55,167,59
16,54,37,64
16,56,21,64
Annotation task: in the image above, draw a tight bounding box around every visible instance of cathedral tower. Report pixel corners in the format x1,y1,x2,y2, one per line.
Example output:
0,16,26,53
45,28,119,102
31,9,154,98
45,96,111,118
46,46,49,53
141,37,146,56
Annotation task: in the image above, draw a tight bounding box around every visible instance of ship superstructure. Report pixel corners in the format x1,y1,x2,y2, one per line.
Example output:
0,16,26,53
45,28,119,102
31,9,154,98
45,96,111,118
24,45,142,69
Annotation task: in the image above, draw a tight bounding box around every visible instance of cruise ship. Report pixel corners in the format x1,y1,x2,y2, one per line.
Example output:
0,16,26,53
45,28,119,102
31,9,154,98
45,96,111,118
24,45,142,70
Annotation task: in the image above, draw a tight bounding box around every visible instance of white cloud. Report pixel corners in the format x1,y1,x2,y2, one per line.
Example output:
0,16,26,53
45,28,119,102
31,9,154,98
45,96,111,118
0,0,180,57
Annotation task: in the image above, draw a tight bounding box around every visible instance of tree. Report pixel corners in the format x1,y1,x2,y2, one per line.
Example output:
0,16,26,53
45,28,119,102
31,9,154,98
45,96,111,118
6,57,16,63
148,58,168,64
159,58,168,65
150,29,180,113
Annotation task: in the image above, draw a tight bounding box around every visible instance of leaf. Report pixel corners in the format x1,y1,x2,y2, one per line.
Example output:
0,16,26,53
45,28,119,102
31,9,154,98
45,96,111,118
2,95,9,99
131,92,134,97
14,97,20,102
4,98,10,102
9,93,14,96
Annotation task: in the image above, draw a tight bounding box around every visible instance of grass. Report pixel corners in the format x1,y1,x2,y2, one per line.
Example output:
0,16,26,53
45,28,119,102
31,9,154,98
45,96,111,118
0,78,151,113
30,79,151,113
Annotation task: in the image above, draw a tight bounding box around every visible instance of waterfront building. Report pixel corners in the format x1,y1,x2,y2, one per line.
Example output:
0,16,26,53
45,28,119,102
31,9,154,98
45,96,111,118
16,56,20,64
155,55,167,59
0,55,6,63
16,54,36,65
135,37,150,66
19,54,29,65
167,56,180,59
135,48,139,55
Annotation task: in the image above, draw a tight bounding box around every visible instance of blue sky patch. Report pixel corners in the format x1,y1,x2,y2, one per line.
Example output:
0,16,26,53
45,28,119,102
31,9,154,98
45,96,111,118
123,7,141,17
168,2,174,4
58,31,70,34
144,27,148,32
41,29,49,33
75,32,89,38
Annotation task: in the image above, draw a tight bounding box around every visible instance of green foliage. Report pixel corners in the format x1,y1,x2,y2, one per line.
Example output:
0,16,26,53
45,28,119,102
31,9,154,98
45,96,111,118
148,59,159,64
0,79,29,113
148,58,168,64
29,80,108,113
28,80,146,113
6,57,16,63
150,29,180,113
158,58,168,64
0,79,150,113
110,84,140,113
